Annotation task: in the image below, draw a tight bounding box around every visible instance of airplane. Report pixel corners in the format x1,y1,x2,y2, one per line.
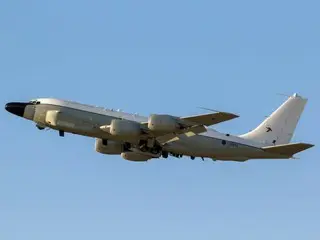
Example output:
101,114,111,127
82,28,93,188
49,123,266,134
5,93,314,162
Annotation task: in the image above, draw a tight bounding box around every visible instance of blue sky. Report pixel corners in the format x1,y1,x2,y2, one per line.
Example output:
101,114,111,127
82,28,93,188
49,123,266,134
0,0,319,239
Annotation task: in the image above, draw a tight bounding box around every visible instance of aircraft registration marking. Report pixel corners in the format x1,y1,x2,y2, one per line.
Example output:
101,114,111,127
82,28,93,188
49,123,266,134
229,142,239,148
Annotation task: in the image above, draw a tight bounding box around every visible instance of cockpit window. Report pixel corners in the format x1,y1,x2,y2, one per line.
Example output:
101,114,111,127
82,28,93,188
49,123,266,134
29,100,41,105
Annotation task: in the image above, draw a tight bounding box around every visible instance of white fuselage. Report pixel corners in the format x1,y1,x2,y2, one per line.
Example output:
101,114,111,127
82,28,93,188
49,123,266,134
6,93,312,161
21,98,278,161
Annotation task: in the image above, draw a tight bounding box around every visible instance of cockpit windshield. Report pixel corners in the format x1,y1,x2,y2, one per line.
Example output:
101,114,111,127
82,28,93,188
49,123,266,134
29,100,41,105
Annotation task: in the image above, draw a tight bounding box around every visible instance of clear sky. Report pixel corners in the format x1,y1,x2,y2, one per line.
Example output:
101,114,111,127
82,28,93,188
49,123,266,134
0,0,319,239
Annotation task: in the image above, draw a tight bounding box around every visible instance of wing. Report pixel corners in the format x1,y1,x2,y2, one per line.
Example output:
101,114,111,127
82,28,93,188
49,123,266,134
153,112,239,144
100,111,239,145
140,111,238,129
179,112,239,126
156,125,207,144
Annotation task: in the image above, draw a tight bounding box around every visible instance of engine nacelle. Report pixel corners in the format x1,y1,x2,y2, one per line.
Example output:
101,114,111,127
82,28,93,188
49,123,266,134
121,152,151,161
95,139,124,154
148,114,180,132
109,119,141,137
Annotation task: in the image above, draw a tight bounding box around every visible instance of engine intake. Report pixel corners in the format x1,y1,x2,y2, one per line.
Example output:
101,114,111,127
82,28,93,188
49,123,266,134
95,139,124,154
148,114,180,132
109,119,141,137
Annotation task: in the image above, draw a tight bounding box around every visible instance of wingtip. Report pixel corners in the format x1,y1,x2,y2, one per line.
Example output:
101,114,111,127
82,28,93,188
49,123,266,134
305,143,315,149
226,112,240,119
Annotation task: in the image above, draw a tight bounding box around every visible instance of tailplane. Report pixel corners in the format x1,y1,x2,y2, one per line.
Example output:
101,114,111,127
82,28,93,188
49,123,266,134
240,93,308,146
262,143,314,157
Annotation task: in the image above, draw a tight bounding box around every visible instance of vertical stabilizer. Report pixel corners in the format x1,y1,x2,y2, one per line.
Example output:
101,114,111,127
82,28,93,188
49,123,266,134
240,94,307,146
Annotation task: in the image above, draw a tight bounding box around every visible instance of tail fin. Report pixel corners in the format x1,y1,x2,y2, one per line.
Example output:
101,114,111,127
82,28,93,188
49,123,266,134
240,93,308,146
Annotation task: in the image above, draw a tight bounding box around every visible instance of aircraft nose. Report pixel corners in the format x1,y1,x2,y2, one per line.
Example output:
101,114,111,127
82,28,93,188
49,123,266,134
5,102,28,117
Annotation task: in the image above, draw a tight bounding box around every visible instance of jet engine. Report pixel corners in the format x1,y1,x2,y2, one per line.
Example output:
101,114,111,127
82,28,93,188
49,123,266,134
95,139,124,154
121,152,151,161
109,119,141,137
147,114,181,132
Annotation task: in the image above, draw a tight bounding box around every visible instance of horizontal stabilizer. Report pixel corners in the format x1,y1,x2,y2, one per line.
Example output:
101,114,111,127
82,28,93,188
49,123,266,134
262,143,314,157
181,112,239,126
